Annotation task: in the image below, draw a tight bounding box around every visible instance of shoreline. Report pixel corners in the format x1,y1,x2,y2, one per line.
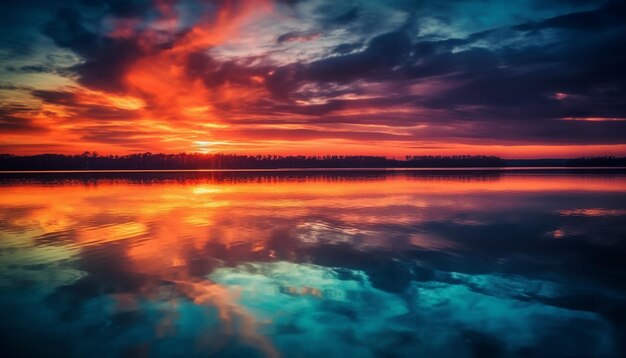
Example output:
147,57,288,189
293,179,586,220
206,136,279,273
2,166,626,174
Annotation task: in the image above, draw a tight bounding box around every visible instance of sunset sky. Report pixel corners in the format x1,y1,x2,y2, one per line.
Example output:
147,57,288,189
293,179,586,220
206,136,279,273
1,0,625,158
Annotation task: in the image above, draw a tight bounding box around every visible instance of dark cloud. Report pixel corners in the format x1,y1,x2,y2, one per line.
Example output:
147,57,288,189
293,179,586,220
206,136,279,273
42,7,145,92
0,104,48,133
277,31,321,44
0,83,21,90
515,0,626,31
19,65,53,73
332,42,363,55
72,40,143,92
31,89,141,121
265,62,306,101
80,0,153,17
255,0,626,146
42,8,100,55
31,89,76,104
307,31,411,83
332,7,359,24
0,116,47,133
214,127,414,142
79,128,155,144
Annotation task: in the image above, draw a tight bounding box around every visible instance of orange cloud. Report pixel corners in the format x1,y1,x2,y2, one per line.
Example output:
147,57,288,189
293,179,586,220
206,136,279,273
1,0,625,158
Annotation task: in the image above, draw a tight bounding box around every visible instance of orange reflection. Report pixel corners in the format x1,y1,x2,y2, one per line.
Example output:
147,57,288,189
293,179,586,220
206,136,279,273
2,172,624,265
558,208,626,216
178,279,279,357
1,172,625,350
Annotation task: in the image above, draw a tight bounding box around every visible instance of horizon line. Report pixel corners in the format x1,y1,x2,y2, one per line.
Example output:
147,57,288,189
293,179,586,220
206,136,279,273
2,152,625,161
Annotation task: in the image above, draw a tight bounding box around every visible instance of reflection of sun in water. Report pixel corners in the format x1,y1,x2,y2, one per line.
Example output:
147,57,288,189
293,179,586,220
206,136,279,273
192,186,224,195
1,173,625,356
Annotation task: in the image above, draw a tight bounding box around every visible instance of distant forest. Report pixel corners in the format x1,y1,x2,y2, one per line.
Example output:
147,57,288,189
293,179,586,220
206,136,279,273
1,152,625,170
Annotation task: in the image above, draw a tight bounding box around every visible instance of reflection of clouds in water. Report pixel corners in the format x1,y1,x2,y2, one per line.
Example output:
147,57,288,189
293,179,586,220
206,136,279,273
0,172,625,356
211,262,409,355
295,221,373,246
176,279,280,358
558,208,626,217
210,262,615,356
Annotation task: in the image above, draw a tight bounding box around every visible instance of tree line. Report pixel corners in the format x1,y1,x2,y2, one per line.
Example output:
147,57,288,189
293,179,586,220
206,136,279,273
0,152,623,170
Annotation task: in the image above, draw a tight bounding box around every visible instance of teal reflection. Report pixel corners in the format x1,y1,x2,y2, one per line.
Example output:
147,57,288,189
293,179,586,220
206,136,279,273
1,171,625,357
209,262,615,357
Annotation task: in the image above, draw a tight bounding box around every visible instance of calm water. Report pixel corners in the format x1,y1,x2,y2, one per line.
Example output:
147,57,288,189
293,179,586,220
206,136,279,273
1,170,625,357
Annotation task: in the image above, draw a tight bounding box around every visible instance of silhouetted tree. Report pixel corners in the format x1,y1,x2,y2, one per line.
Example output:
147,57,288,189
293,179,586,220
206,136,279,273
0,153,623,171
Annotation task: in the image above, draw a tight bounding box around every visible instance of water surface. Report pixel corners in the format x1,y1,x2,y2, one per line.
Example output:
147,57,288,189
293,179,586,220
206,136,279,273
1,170,625,357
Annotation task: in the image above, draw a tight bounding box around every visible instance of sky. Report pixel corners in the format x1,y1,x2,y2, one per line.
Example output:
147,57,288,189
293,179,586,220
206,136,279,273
0,0,625,158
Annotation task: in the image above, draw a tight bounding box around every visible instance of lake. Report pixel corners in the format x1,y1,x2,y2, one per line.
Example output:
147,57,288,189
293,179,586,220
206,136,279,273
1,169,625,357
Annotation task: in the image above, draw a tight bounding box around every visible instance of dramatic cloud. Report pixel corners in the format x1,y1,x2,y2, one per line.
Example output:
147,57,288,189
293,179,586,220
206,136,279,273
0,0,625,156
